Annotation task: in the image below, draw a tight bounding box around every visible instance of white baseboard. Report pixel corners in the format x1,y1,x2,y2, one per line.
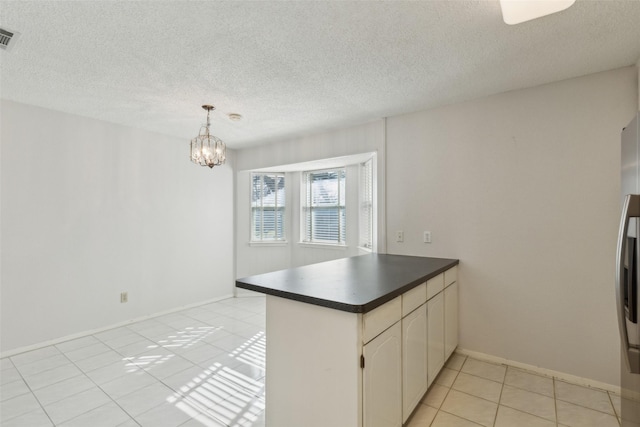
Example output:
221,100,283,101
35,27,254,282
456,347,621,394
235,289,264,298
1,293,234,359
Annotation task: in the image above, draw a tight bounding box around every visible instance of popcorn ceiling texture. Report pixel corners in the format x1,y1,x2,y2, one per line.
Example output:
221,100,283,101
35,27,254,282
1,1,639,148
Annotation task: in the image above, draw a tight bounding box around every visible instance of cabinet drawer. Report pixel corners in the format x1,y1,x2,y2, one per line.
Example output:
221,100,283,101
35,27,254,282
402,283,427,317
445,266,457,287
426,273,444,300
363,296,402,344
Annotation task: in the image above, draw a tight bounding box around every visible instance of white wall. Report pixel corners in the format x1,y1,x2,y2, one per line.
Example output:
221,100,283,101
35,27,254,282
386,66,638,386
236,171,292,278
235,121,385,280
0,101,235,353
236,165,365,281
235,121,384,171
289,166,363,268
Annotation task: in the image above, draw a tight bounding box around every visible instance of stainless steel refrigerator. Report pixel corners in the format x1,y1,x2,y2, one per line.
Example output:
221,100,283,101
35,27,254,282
617,111,640,426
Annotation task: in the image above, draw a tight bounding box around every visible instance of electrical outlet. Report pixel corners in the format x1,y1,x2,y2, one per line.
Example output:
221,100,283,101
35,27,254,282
120,292,128,303
423,231,432,243
396,231,404,242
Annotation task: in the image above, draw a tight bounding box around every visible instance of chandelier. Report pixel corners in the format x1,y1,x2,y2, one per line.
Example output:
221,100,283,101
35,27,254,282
190,105,226,169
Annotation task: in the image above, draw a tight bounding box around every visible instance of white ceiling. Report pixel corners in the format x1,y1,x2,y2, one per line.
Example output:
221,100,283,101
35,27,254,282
1,1,639,149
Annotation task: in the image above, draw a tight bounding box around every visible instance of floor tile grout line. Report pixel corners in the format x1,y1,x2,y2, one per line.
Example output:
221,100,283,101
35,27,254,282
92,340,237,426
18,315,241,425
95,328,153,351
106,307,265,425
135,346,264,427
553,377,559,427
438,384,502,419
428,355,466,426
429,355,623,427
7,347,62,366
472,361,618,415
452,357,622,426
3,349,63,426
435,408,485,426
0,296,265,362
54,336,103,354
606,390,622,425
454,370,505,386
501,381,555,399
0,378,33,403
492,368,506,427
76,357,153,425
552,384,622,418
554,376,617,396
431,362,562,427
9,353,68,380
167,368,265,427
0,298,261,423
1,298,268,426
495,402,559,426
51,317,257,427
40,335,141,426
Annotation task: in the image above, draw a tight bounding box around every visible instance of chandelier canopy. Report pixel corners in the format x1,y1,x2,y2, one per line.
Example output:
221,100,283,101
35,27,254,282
190,105,226,169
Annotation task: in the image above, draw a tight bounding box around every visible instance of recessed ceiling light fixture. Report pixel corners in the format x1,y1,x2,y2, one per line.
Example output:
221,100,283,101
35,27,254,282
499,0,576,25
228,113,243,122
190,105,226,169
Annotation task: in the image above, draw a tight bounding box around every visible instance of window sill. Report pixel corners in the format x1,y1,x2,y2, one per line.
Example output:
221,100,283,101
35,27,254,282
298,242,348,250
248,240,289,247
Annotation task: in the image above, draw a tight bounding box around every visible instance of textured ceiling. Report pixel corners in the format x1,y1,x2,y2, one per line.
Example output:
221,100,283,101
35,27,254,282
1,1,640,149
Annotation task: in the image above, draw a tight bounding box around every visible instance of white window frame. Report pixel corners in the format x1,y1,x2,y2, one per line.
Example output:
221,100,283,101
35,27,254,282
359,158,374,251
251,173,286,243
302,168,346,245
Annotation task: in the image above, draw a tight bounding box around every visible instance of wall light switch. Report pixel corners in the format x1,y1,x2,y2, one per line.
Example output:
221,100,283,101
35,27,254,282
423,231,432,243
396,231,404,242
120,292,128,303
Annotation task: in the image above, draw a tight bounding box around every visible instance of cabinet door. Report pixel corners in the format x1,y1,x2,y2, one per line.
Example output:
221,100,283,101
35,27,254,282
444,282,458,360
402,304,428,423
363,322,402,427
427,292,445,387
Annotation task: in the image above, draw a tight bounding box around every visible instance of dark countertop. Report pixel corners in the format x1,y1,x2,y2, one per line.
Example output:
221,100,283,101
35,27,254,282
235,254,459,313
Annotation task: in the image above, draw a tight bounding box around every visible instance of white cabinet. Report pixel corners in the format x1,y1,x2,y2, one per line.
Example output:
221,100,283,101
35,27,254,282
363,322,402,427
362,265,458,426
260,259,458,427
427,291,445,387
363,296,401,343
402,304,428,422
426,273,444,300
402,283,427,317
444,281,458,360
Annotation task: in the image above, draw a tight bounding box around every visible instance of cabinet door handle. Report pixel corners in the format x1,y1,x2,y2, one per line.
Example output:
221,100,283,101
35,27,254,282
616,194,640,373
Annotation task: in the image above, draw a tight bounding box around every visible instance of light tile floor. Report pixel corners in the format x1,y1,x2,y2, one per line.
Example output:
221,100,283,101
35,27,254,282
1,297,267,427
0,295,622,427
408,354,622,427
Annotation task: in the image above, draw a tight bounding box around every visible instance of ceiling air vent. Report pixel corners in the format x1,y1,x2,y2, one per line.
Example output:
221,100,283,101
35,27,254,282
0,28,20,51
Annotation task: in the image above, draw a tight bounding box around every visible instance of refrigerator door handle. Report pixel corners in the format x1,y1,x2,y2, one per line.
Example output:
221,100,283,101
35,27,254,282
617,194,640,374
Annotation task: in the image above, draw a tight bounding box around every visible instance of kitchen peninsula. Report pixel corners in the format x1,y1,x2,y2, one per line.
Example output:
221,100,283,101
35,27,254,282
236,254,459,427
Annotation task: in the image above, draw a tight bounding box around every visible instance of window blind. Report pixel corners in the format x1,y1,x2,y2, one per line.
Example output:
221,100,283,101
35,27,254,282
360,159,373,249
251,173,285,241
303,169,346,244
